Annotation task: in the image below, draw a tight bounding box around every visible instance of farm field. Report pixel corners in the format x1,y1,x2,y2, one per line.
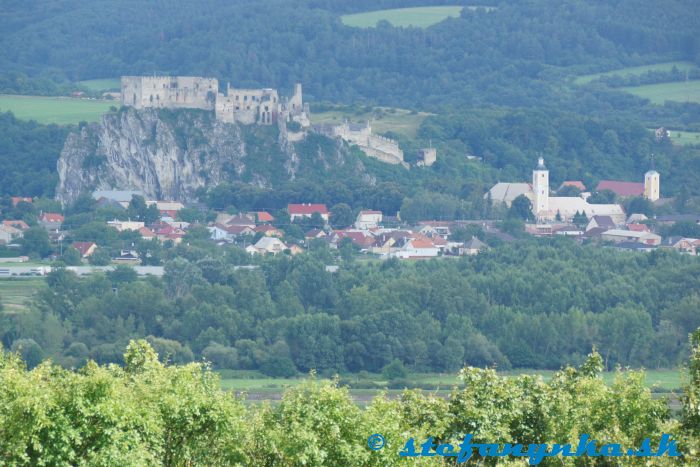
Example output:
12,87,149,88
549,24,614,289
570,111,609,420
218,368,683,402
669,130,700,146
621,80,700,105
0,94,114,124
311,106,431,138
0,278,46,313
78,78,121,91
341,6,488,28
574,60,698,84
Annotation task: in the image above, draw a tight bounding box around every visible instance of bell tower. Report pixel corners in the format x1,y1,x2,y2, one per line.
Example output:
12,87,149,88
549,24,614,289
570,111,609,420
532,157,549,217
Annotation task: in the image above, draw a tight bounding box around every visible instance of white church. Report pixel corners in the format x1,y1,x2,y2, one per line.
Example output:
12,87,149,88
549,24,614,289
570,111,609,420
487,157,660,224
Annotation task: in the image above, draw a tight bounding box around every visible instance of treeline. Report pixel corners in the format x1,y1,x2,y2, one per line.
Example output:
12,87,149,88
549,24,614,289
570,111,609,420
0,112,68,197
3,242,699,374
1,1,699,118
1,337,699,465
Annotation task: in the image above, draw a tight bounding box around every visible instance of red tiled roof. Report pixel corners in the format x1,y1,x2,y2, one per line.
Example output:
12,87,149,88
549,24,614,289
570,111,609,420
288,203,328,215
410,238,435,249
11,197,33,206
41,213,64,223
627,223,650,232
255,224,279,233
596,180,644,197
72,242,96,257
139,227,156,237
249,211,274,222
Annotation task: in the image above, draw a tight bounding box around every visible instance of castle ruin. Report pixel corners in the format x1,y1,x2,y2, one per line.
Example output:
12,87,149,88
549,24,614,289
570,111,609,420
120,76,309,127
315,121,407,168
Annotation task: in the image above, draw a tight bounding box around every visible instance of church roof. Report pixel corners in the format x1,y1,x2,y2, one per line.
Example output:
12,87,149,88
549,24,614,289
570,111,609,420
485,183,532,205
596,180,644,197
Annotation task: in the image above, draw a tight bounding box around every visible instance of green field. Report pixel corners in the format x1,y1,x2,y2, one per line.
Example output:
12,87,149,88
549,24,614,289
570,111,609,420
0,278,46,313
0,94,114,125
621,80,700,105
78,78,121,91
341,6,482,28
574,60,698,85
311,106,431,138
668,130,700,146
219,368,683,399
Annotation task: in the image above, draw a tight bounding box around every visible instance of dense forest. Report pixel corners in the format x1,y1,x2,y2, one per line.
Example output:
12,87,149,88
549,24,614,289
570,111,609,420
3,241,699,374
1,336,699,464
1,0,699,126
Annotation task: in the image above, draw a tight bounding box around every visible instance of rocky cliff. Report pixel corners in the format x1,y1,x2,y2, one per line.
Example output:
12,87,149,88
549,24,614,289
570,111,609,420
56,108,365,204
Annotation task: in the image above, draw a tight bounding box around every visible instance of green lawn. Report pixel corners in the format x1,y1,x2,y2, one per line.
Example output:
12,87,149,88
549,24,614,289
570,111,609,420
0,94,114,124
341,6,484,28
621,80,700,105
574,61,698,85
78,78,121,91
311,106,431,139
0,278,46,313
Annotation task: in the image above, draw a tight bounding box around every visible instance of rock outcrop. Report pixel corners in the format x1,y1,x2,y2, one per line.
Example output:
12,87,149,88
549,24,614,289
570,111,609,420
56,108,362,205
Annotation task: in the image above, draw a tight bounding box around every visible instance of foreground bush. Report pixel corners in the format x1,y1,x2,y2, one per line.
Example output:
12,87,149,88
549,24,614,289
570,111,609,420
0,335,699,465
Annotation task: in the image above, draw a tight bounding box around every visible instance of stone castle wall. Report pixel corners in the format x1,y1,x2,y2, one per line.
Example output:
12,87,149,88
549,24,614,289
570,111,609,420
121,76,218,110
122,76,307,127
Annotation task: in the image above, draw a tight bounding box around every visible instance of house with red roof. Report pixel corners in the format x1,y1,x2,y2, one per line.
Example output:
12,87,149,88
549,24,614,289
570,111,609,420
11,197,32,207
39,213,64,230
248,211,275,223
139,226,157,240
393,237,439,259
288,203,329,222
72,242,97,258
595,180,644,198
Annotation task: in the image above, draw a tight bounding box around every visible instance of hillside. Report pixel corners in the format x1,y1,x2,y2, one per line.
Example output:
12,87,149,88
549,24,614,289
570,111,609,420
56,108,368,204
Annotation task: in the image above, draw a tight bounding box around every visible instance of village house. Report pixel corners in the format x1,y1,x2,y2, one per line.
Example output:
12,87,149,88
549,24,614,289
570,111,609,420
460,237,489,256
139,227,157,240
251,237,288,255
107,220,145,232
39,213,64,231
10,197,32,207
601,229,661,245
0,226,18,244
3,220,29,231
72,242,97,258
586,215,617,232
355,210,382,230
660,237,700,255
113,250,140,264
392,237,439,259
288,203,329,222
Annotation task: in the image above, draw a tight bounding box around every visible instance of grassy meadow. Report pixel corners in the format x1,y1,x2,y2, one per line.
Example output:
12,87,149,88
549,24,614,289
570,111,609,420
341,6,469,28
0,278,46,313
0,95,114,125
218,368,683,403
574,60,698,85
621,80,700,105
311,106,431,138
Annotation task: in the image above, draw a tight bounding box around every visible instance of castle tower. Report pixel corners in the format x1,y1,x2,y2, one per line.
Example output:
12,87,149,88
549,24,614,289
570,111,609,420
532,157,549,217
644,170,660,201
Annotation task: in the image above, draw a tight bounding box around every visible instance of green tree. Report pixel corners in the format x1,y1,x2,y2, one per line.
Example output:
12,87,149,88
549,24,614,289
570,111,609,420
508,194,533,221
21,227,51,258
62,246,82,266
329,203,354,229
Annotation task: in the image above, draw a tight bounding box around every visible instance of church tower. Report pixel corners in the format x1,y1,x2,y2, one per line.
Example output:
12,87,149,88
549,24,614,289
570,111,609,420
532,157,549,217
644,170,660,201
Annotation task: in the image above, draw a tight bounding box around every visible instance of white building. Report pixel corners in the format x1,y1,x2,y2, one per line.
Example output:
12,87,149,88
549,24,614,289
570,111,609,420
533,157,549,215
355,210,382,230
